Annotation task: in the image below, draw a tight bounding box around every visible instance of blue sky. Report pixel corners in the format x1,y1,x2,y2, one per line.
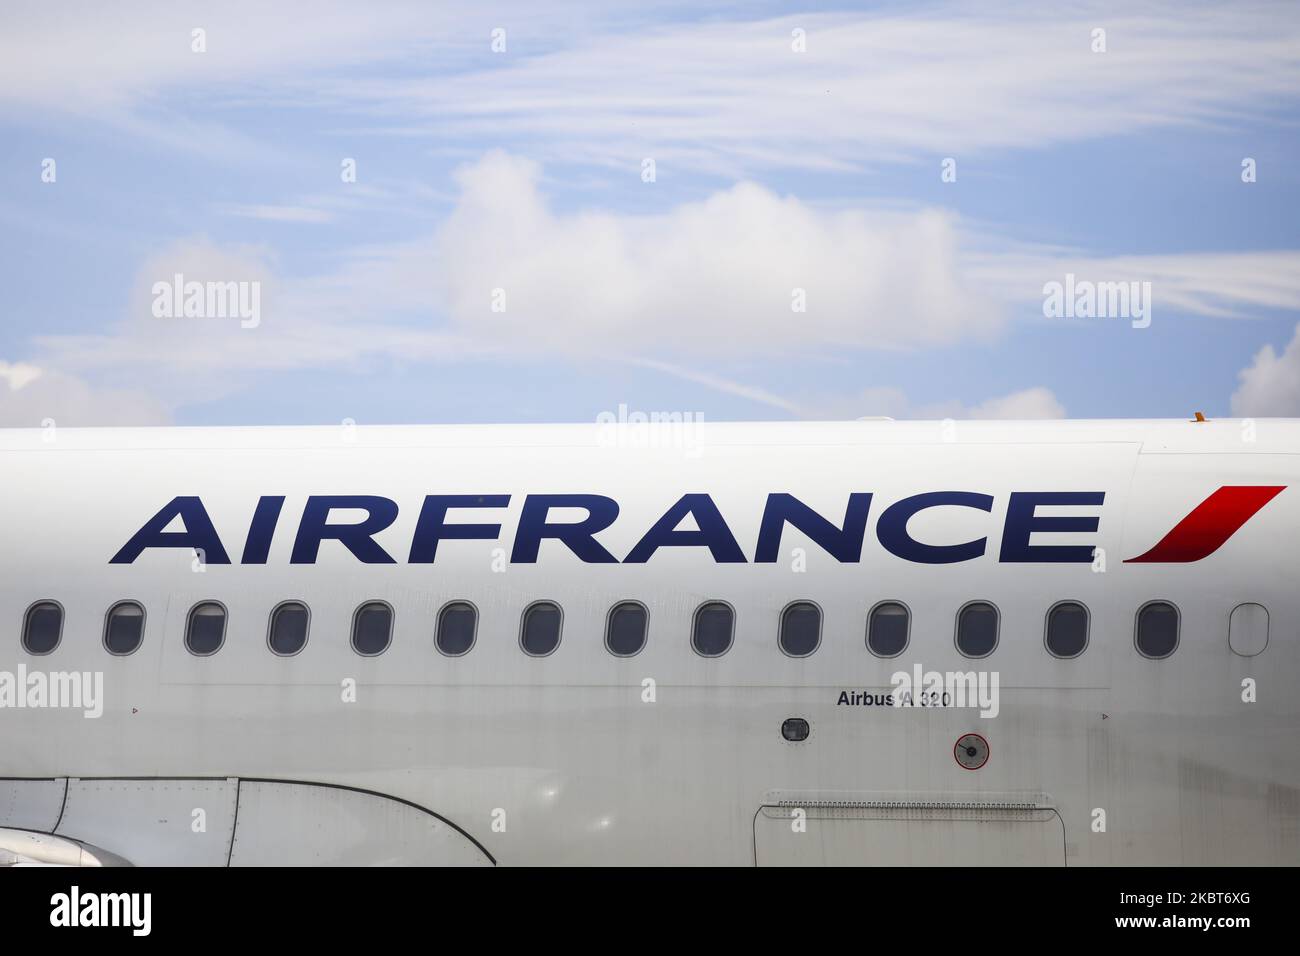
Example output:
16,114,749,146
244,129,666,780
2,0,1300,426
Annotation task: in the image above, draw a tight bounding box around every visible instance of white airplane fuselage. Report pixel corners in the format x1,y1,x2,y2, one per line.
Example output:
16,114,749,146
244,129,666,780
1,419,1298,866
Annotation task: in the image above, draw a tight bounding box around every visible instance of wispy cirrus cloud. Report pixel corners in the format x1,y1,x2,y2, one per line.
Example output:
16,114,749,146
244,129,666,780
627,358,803,414
4,2,1298,175
220,204,335,224
0,1,459,112
316,3,1300,174
969,249,1300,320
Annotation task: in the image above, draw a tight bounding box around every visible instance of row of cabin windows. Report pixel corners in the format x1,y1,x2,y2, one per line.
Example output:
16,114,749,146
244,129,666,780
19,597,1189,661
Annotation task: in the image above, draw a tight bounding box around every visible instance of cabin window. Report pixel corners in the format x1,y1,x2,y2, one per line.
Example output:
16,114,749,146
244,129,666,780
781,717,811,742
867,601,910,658
104,601,145,656
779,601,821,658
1228,602,1268,657
1045,601,1089,658
22,601,63,655
520,601,562,657
351,601,393,656
692,601,734,657
955,601,999,658
268,601,310,656
606,602,648,657
1135,601,1179,659
185,602,226,656
436,601,477,657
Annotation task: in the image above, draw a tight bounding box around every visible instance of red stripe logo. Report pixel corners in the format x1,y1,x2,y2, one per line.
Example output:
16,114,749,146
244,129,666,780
1124,485,1286,564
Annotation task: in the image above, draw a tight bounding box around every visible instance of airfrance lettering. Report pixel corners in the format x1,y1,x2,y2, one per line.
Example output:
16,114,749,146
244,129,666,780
109,491,1104,565
106,485,1282,566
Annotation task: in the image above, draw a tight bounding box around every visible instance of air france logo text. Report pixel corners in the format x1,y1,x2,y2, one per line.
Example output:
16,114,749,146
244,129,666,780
108,486,1282,567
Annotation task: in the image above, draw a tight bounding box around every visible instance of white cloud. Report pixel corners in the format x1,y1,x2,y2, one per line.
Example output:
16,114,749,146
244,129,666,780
426,154,1300,355
0,363,169,427
1230,322,1300,416
33,153,1003,389
0,361,43,391
8,5,1299,424
966,387,1067,420
839,385,1065,421
31,153,1300,413
433,152,1001,353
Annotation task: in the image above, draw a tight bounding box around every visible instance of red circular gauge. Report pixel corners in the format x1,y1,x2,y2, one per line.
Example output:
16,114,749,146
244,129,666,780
954,732,989,770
